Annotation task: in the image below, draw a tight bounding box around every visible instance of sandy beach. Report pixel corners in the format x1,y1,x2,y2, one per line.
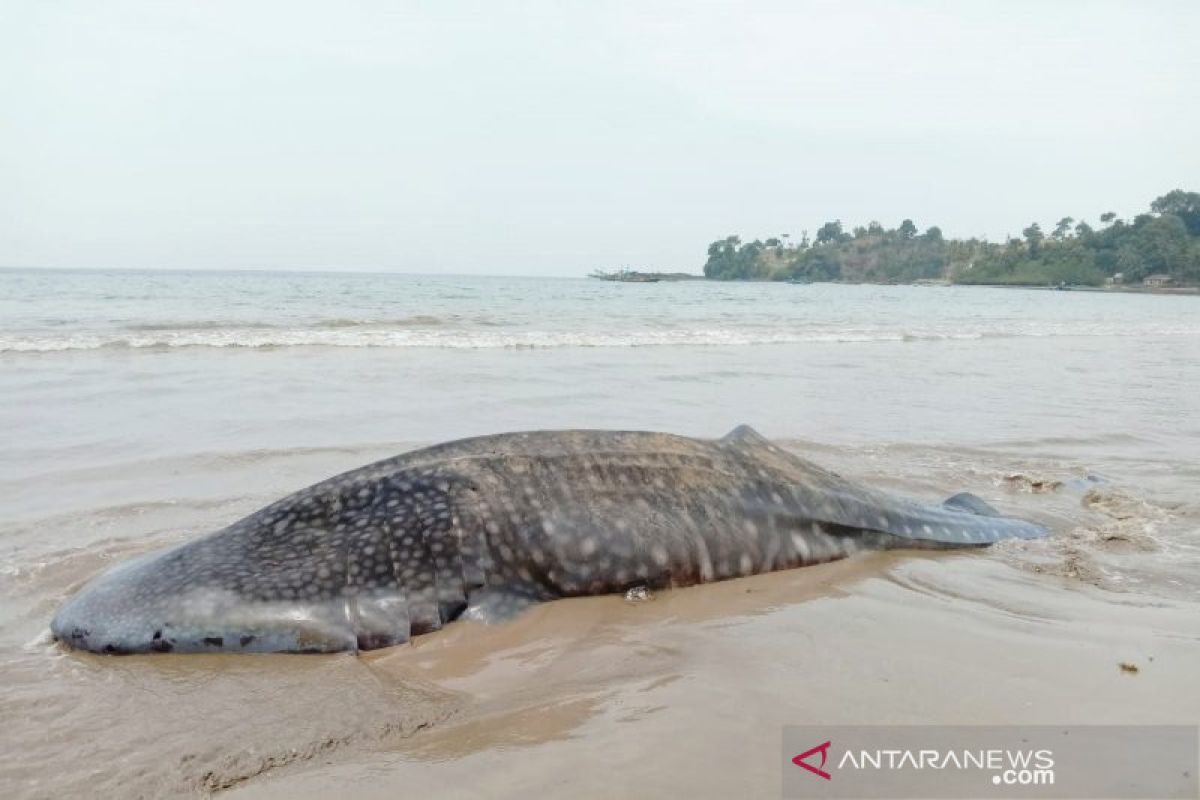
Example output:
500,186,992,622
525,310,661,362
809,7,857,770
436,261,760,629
230,556,1200,799
8,454,1198,799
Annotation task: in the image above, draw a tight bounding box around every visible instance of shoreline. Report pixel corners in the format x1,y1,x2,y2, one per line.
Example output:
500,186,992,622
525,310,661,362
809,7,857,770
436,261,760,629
688,277,1200,295
582,271,1200,294
949,283,1200,295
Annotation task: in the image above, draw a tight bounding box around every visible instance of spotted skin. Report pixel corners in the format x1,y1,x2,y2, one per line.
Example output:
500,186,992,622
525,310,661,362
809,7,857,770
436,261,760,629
51,426,1048,654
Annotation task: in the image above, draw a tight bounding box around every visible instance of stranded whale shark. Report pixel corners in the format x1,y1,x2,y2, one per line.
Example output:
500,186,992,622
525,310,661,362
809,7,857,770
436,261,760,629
52,426,1048,654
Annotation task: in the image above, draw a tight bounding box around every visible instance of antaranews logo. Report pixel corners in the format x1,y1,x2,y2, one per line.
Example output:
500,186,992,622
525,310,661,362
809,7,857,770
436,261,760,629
782,725,1199,799
791,738,1054,785
792,741,832,780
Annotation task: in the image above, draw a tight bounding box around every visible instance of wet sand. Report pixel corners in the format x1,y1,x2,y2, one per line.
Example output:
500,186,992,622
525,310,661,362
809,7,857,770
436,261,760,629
231,558,1200,800
3,436,1198,799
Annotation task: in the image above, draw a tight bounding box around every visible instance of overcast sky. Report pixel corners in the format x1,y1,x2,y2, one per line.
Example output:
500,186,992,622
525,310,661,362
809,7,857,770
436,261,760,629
3,1,1198,276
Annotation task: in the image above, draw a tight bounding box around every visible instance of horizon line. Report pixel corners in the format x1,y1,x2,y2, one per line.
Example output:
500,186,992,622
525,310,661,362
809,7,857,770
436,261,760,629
0,264,629,280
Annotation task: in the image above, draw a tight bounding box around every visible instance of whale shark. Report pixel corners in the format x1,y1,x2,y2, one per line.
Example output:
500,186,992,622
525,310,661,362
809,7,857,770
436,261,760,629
51,426,1048,654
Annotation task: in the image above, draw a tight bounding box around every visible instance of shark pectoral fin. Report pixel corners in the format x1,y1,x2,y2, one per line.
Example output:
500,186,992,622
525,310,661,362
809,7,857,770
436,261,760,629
941,492,1001,517
460,588,540,625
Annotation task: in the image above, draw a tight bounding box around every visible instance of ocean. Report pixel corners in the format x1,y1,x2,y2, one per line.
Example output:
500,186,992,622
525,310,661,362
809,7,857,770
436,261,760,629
1,268,1198,797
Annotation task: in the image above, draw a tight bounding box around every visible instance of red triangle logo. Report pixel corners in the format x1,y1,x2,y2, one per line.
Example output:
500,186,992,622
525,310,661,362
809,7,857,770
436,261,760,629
792,740,832,780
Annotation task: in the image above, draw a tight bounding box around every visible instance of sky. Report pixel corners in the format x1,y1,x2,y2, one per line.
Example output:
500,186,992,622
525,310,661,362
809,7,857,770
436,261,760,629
2,1,1198,276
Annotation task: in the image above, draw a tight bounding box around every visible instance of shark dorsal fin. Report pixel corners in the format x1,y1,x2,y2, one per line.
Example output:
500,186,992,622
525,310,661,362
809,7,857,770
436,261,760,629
720,424,771,449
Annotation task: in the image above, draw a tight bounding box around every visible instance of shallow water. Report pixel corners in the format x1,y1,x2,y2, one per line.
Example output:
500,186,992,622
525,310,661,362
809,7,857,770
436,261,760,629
1,271,1198,797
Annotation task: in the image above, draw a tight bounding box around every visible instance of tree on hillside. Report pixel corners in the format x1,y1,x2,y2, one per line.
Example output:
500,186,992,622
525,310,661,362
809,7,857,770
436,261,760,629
1022,222,1044,257
703,236,743,279
1150,190,1200,236
923,226,943,243
1100,211,1117,225
898,219,917,239
815,220,845,245
1130,213,1191,281
1052,217,1074,240
797,249,841,281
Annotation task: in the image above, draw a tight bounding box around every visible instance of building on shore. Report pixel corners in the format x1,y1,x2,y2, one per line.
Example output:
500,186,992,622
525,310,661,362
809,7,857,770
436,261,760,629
1143,274,1174,288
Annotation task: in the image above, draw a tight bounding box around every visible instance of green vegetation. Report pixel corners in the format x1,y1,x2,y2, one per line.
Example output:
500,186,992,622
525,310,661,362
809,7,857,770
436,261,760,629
703,190,1200,287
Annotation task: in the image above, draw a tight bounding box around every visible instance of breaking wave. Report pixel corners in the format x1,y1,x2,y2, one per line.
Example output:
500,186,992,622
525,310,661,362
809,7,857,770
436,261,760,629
2,321,1199,352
